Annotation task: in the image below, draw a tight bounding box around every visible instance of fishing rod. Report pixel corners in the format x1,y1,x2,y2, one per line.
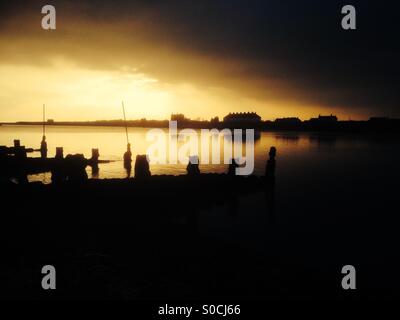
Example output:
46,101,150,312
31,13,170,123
122,101,129,144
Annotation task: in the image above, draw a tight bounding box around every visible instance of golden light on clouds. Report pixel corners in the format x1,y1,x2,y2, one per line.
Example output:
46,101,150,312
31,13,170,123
0,2,369,122
0,57,349,121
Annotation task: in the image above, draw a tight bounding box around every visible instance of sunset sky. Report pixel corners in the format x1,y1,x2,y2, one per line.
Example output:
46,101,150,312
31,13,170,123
0,0,399,122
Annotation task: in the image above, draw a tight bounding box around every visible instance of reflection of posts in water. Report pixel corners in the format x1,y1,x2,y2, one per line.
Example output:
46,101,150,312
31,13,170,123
123,143,132,178
91,165,99,179
134,154,151,179
125,166,132,178
187,155,200,176
265,147,277,222
265,182,276,223
265,147,276,184
40,136,48,159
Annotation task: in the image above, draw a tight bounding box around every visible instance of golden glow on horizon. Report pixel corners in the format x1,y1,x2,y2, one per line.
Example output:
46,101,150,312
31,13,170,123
0,10,366,122
0,59,361,122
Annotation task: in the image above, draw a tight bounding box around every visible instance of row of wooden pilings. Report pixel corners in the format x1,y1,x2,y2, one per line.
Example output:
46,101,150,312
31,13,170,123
2,139,277,182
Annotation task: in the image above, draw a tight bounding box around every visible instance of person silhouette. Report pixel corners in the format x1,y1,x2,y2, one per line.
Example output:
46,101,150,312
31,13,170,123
124,143,132,178
40,135,48,159
124,144,132,167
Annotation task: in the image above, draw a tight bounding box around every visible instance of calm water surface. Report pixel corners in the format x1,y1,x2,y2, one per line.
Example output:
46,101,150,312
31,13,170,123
2,124,400,295
1,125,399,185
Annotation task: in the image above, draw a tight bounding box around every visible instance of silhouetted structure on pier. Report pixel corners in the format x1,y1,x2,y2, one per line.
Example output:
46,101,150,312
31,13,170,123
187,156,200,176
51,147,64,183
0,140,35,158
52,153,88,183
134,155,151,179
0,140,114,184
55,147,64,159
64,154,88,182
90,148,100,178
13,140,27,160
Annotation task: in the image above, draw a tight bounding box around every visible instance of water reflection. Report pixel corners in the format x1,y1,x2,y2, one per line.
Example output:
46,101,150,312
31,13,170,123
1,125,399,184
91,165,99,179
274,134,300,145
308,134,337,147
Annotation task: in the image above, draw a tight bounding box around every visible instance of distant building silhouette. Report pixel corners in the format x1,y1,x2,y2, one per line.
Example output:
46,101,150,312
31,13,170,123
171,113,189,122
223,112,261,124
210,116,219,124
274,117,301,124
369,117,389,123
272,117,302,130
309,114,338,124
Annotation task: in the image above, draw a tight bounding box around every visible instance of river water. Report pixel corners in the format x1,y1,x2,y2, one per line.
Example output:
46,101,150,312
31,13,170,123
1,124,399,184
2,124,400,296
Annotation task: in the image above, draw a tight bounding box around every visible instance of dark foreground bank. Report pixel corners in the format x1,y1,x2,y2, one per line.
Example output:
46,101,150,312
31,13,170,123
1,170,400,301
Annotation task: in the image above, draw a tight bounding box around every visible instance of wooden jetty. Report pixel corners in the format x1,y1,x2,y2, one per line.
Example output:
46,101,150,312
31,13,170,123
0,140,113,177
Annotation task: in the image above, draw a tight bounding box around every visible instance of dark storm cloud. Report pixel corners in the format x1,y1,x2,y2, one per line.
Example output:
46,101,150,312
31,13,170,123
1,0,400,116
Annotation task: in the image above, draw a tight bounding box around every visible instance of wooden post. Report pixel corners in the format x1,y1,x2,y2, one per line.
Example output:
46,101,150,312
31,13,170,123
55,147,64,159
91,148,99,161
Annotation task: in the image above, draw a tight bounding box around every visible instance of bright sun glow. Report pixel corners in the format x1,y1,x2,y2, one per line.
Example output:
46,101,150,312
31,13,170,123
0,58,174,121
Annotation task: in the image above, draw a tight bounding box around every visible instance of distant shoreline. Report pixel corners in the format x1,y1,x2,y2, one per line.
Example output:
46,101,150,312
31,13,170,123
1,118,400,133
